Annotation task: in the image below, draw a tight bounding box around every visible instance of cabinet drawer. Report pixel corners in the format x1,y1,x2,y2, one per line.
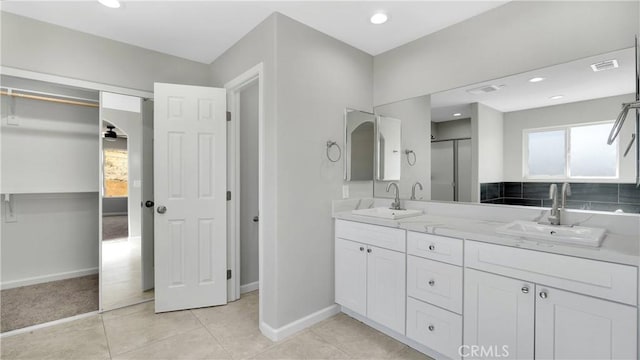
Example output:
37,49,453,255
465,240,638,305
408,256,462,314
407,297,462,360
335,219,405,252
407,231,463,266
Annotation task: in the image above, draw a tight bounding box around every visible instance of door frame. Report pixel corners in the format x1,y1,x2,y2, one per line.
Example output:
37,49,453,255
224,63,264,307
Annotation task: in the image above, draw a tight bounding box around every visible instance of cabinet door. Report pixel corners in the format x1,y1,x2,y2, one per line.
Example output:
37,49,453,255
367,246,406,334
535,286,637,360
335,238,367,316
464,269,534,359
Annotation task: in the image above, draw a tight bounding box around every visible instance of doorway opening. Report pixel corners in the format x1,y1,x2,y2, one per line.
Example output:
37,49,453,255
226,64,264,321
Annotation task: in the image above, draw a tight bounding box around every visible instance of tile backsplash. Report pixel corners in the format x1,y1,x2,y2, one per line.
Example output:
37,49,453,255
481,182,640,213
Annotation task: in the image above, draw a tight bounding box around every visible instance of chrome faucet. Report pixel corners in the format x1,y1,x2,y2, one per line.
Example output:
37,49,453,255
561,182,571,209
411,181,423,200
386,182,403,210
548,184,560,225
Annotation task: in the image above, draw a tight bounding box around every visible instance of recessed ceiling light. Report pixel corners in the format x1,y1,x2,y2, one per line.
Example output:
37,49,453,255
529,77,545,83
98,0,120,8
549,95,564,100
370,13,388,25
453,113,462,117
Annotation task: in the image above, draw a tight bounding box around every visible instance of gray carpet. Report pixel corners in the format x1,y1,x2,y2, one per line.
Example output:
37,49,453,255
1,275,99,333
103,215,128,240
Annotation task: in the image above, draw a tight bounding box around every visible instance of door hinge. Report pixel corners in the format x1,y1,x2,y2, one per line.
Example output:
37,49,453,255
227,269,232,280
226,111,231,122
227,191,231,201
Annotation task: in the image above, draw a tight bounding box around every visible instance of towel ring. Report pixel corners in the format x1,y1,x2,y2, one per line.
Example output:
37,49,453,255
326,141,342,163
405,150,416,166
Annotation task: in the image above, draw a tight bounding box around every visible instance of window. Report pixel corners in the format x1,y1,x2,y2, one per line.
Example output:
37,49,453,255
524,122,617,179
104,149,128,197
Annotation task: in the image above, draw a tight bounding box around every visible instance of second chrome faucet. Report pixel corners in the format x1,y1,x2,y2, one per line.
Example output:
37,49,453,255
386,182,403,210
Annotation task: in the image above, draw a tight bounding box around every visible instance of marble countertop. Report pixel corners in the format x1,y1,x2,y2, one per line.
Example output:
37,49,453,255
333,211,639,266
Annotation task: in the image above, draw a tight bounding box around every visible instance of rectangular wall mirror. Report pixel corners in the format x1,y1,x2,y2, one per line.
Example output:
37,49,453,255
344,108,375,181
376,116,401,181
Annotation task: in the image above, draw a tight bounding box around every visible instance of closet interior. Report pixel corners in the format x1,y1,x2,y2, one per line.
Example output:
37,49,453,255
0,75,153,333
0,75,100,332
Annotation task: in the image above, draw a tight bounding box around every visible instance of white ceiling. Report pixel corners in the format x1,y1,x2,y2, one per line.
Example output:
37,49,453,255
431,47,636,122
1,1,508,64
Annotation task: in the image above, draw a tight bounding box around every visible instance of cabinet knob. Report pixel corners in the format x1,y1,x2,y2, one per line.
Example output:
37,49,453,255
428,244,435,251
428,324,435,332
521,286,529,294
367,248,372,253
539,291,548,299
359,246,364,252
428,280,435,286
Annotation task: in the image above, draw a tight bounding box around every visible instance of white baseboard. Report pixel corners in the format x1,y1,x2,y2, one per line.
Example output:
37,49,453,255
240,281,259,294
1,267,99,290
260,304,340,342
1,311,99,338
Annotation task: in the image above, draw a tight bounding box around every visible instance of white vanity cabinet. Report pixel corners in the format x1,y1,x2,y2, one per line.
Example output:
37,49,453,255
464,240,638,360
334,220,406,334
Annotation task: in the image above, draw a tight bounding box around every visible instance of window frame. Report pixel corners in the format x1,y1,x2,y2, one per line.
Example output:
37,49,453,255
522,121,619,180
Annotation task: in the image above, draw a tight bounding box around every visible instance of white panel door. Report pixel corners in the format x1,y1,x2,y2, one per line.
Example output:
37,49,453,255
535,286,637,360
464,269,534,360
154,83,227,313
367,246,406,334
335,238,367,316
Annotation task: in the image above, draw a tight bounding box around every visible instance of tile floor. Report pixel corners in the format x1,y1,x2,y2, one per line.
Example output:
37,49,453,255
102,236,154,311
1,291,434,360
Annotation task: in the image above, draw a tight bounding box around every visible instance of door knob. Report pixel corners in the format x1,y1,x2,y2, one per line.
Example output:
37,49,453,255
253,216,259,222
145,200,154,208
157,206,167,214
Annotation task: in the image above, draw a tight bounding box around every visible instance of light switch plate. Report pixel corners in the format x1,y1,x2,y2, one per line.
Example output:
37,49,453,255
342,184,349,199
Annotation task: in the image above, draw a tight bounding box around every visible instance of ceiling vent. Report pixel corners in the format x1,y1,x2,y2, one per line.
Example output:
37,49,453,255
466,84,505,95
590,59,619,72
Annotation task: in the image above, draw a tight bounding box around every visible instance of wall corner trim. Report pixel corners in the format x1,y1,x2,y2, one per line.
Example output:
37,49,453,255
259,304,341,342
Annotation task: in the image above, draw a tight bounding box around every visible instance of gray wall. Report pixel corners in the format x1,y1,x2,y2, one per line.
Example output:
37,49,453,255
374,96,431,200
1,12,211,92
102,108,142,237
240,82,259,287
432,118,471,141
274,14,373,327
210,12,373,329
209,14,279,326
1,193,99,288
374,1,640,106
503,94,637,182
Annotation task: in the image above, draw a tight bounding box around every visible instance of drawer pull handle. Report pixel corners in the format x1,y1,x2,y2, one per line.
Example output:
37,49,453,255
521,286,529,294
428,244,435,251
428,280,435,286
367,248,372,253
539,291,548,299
428,324,435,332
359,247,364,252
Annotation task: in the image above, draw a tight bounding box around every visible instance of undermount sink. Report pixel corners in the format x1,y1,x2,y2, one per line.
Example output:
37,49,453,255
495,220,606,247
351,207,423,220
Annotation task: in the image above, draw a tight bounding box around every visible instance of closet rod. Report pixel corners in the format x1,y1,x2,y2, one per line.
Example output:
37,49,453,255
0,87,99,108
